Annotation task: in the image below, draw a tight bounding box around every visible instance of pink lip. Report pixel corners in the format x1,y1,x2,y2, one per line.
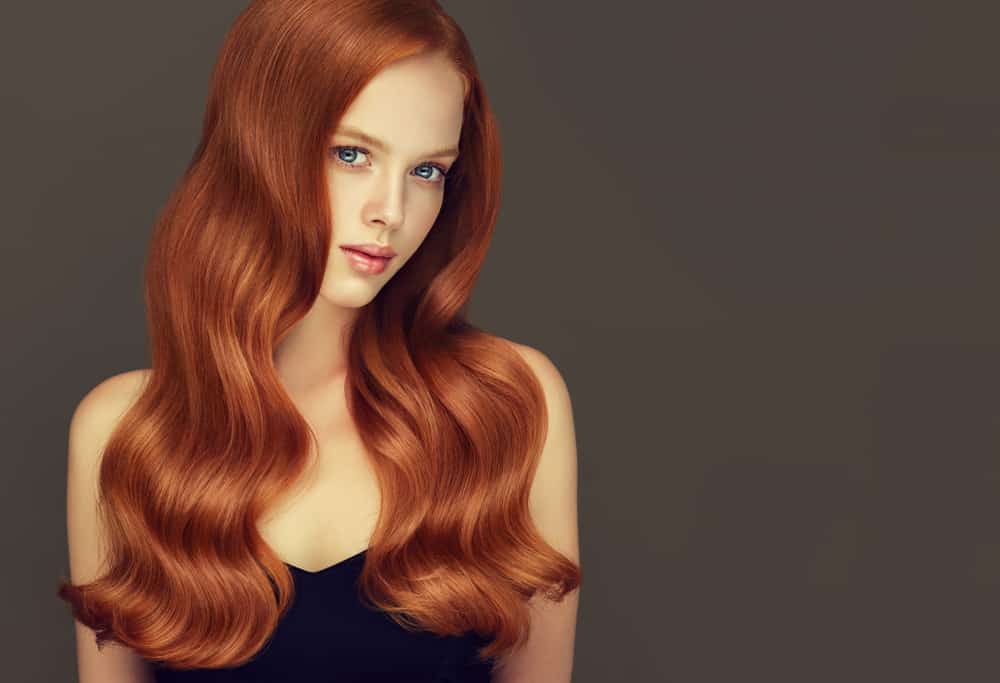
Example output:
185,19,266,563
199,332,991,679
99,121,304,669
340,246,391,275
340,243,397,258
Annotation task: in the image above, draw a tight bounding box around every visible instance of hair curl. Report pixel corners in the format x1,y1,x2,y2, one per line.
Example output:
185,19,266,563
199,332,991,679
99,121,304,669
56,0,581,670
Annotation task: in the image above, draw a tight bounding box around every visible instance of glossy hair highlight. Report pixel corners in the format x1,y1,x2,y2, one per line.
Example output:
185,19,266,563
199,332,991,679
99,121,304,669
56,0,581,671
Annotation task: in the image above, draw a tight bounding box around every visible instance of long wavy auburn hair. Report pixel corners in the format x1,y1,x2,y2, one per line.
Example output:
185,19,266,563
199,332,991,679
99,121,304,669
56,0,581,671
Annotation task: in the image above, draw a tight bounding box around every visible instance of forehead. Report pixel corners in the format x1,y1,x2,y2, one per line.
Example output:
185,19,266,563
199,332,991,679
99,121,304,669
336,52,466,150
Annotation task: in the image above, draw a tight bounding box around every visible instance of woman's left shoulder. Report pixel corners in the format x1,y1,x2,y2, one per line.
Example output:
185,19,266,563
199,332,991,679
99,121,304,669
495,336,572,401
495,337,580,566
495,336,576,470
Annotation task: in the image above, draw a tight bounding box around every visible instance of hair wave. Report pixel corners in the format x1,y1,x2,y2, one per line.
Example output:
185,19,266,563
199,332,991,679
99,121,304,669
56,0,581,670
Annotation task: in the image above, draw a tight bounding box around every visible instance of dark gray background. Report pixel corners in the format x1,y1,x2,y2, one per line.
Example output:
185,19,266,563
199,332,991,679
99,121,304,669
3,1,999,681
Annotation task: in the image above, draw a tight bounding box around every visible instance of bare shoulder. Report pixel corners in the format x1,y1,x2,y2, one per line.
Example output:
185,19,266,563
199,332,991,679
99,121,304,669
504,337,575,434
66,367,152,570
66,368,155,682
71,369,150,437
67,367,151,553
490,339,581,682
502,338,573,405
500,338,579,558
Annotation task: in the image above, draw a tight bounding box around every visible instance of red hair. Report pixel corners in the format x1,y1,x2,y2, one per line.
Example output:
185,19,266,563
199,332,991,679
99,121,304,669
56,0,581,670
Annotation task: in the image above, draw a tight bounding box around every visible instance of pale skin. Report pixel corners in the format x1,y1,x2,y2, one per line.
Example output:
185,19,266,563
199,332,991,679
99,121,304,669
67,50,579,682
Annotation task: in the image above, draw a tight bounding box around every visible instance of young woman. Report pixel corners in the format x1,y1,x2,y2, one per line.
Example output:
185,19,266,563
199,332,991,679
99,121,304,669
57,1,582,681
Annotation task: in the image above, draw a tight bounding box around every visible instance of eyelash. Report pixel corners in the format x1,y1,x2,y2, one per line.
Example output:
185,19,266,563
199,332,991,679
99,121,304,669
329,145,451,185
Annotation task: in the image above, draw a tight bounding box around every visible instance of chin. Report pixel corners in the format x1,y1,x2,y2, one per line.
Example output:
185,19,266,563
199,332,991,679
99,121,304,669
317,281,382,309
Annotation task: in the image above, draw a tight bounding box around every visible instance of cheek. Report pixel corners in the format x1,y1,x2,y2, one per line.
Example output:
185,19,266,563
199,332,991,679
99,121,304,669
325,186,360,236
401,202,443,250
326,174,361,211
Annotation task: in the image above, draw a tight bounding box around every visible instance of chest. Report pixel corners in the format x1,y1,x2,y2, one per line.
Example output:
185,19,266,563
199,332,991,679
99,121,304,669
256,418,381,573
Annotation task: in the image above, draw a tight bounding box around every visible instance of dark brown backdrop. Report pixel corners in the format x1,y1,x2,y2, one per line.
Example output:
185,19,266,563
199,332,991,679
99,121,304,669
1,1,998,681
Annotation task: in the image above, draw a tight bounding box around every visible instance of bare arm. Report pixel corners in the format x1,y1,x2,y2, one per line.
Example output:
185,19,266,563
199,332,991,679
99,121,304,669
492,344,581,683
66,369,155,683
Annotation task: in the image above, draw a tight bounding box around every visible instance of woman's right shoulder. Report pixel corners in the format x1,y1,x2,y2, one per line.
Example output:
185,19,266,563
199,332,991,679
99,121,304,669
66,368,156,681
69,369,151,466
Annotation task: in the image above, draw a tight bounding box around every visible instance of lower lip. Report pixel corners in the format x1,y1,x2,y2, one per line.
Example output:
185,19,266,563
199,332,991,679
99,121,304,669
340,247,392,274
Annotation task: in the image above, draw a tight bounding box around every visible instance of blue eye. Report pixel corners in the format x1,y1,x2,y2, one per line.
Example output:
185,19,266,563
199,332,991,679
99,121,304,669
330,146,450,185
414,163,447,183
334,146,366,166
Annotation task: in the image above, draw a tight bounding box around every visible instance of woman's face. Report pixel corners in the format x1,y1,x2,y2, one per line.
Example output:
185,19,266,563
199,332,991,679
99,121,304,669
320,50,466,308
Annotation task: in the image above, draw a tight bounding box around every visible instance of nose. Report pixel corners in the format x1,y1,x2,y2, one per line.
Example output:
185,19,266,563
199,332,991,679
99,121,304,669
364,173,405,232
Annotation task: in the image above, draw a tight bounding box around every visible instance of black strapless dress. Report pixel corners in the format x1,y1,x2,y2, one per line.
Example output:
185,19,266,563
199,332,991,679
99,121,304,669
149,549,495,682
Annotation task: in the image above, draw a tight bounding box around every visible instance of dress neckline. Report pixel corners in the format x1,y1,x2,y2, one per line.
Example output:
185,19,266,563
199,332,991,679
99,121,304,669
283,547,368,575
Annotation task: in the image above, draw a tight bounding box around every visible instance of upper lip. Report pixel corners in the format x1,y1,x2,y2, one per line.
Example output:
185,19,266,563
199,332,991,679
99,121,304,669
340,243,396,258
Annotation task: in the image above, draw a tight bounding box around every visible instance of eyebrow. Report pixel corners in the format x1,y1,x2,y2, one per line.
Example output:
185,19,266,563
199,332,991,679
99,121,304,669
335,125,460,159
